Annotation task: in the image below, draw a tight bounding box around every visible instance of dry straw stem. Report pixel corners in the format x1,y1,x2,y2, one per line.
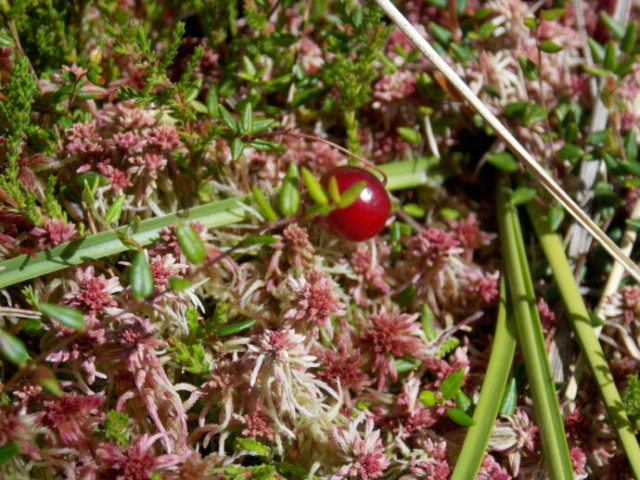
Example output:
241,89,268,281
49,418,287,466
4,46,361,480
373,0,640,283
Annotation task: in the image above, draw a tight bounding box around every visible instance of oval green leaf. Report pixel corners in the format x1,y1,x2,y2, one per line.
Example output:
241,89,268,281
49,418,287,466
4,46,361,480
169,277,192,291
0,328,28,365
0,443,20,466
206,85,219,118
487,152,519,172
39,303,85,331
240,101,253,135
403,203,426,218
438,368,465,400
447,407,475,426
231,137,245,160
499,378,518,416
31,365,63,397
397,126,422,144
328,176,341,204
215,319,256,337
252,186,278,222
130,250,154,299
419,390,437,407
104,195,126,224
176,222,207,264
338,180,366,209
511,186,537,206
539,40,563,54
302,167,328,205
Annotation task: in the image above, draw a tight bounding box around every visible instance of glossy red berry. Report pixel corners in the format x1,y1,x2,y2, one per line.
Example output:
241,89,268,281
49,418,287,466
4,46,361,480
320,166,391,242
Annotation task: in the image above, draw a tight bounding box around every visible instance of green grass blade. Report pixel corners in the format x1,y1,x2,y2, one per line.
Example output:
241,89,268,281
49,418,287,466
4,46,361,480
497,181,574,480
0,196,250,289
528,201,640,480
450,275,517,480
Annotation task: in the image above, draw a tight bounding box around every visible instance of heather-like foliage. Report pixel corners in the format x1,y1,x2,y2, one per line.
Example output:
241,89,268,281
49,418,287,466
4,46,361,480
1,0,639,479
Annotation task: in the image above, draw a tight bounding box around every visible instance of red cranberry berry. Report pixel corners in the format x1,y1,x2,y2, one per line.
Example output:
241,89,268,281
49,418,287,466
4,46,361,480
320,166,391,242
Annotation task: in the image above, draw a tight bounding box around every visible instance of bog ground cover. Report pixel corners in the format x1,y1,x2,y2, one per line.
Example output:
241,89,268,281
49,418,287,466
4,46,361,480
0,0,640,479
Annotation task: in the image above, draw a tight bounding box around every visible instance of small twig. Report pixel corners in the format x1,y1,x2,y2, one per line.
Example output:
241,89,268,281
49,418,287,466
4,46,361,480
1,14,41,89
373,0,640,283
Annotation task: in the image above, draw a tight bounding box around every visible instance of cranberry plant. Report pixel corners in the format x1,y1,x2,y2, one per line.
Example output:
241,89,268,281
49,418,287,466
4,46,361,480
0,1,640,479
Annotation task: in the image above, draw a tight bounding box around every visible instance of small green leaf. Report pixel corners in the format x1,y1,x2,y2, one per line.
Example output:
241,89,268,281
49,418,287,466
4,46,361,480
589,312,605,327
395,356,421,373
328,176,341,204
403,203,426,218
558,144,583,162
587,38,605,64
39,303,85,331
540,8,565,21
302,168,329,205
395,284,416,307
518,56,539,81
231,138,245,160
218,105,238,133
439,208,461,220
421,304,437,341
487,152,519,172
419,390,437,407
600,11,626,39
247,138,284,152
242,55,257,78
215,319,256,336
455,391,473,412
206,85,219,118
240,101,253,134
252,186,277,222
292,87,325,107
622,21,637,54
169,277,192,291
397,126,422,144
548,206,565,231
447,407,475,426
130,250,154,299
523,17,538,29
438,368,465,400
176,222,207,264
621,160,640,176
0,443,20,466
31,365,63,397
183,84,200,102
478,21,498,39
104,195,126,224
604,41,618,71
499,378,518,415
76,171,107,189
250,118,278,135
429,22,453,44
338,180,367,209
504,101,527,119
279,164,300,217
616,56,637,78
0,329,28,365
524,103,547,124
539,40,563,54
511,186,537,205
390,222,402,242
